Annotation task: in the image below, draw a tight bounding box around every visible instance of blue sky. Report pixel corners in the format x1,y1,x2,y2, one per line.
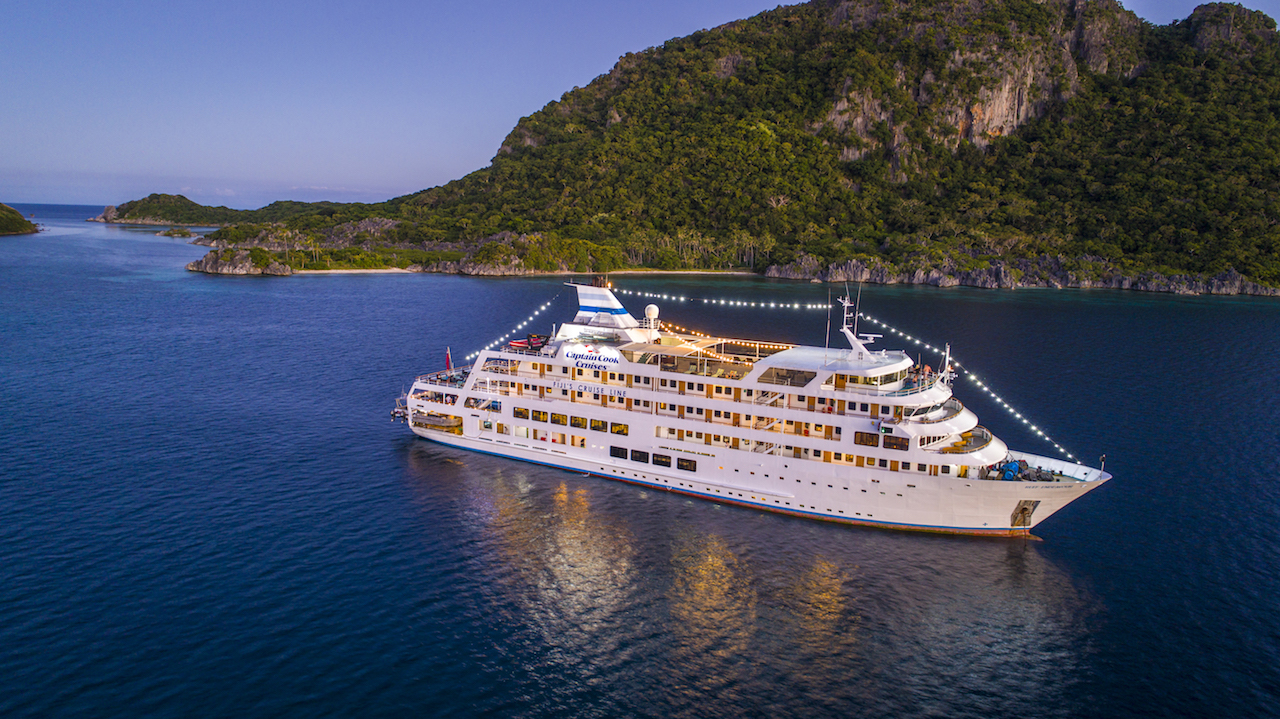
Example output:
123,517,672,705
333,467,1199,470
3,0,1276,208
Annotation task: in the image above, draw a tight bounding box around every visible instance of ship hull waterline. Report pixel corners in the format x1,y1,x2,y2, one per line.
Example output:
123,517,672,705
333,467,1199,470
409,423,1103,538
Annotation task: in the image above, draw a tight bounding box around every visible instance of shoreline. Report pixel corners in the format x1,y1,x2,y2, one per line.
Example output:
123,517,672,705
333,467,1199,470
294,268,413,274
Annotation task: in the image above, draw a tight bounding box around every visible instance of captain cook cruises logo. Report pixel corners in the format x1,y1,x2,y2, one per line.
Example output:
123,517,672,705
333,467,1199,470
559,343,621,371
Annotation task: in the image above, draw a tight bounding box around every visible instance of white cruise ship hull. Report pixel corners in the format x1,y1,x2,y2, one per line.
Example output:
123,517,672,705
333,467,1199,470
409,423,1104,536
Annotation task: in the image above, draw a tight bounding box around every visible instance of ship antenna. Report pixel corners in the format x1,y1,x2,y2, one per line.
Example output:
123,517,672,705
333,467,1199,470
824,286,832,361
852,282,863,336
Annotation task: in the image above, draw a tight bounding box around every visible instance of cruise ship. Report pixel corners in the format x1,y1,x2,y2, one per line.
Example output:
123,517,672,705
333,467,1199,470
395,281,1110,536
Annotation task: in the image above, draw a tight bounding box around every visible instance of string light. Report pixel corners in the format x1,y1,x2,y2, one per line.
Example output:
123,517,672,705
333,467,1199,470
861,311,1078,463
614,287,831,311
462,293,562,362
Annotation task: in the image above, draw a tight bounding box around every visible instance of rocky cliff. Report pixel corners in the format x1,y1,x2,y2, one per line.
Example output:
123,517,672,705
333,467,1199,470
186,249,293,276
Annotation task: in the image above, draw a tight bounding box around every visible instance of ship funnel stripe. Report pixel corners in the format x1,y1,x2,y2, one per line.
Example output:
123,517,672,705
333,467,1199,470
578,305,630,315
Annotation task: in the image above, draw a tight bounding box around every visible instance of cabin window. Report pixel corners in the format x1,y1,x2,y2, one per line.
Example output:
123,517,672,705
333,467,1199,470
593,370,600,378
482,420,492,430
653,454,672,467
561,366,569,374
883,436,908,451
833,452,842,461
570,416,587,429
696,408,703,415
512,408,530,420
745,389,753,397
677,458,697,472
643,377,651,384
608,373,616,380
531,410,548,422
941,465,951,474
878,458,888,468
515,427,529,438
551,413,567,425
918,463,927,471
610,446,627,459
860,403,869,412
590,419,607,432
610,423,628,435
631,450,649,463
854,431,879,447
797,395,806,402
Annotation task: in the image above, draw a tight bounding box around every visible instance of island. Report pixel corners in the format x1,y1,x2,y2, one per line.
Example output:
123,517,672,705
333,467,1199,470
0,203,39,236
98,0,1279,295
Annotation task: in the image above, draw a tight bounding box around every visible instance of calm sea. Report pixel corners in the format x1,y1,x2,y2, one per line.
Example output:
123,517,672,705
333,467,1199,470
2,204,1278,718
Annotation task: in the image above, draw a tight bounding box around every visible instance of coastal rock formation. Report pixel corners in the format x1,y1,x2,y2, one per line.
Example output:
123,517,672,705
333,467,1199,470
185,249,293,276
88,206,118,223
765,254,1280,296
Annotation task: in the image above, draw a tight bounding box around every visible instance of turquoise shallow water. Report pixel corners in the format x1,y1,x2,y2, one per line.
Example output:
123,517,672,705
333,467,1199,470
1,204,1278,717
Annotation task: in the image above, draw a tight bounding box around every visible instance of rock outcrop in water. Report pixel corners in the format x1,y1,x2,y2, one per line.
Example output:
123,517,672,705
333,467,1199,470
186,249,293,276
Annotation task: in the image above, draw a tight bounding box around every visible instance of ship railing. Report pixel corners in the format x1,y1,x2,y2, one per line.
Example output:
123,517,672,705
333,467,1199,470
753,391,783,406
913,397,964,424
415,367,472,388
752,441,778,455
939,425,993,454
498,346,550,358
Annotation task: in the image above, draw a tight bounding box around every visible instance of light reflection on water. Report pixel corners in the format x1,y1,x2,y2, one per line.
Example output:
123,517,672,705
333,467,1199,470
402,441,1096,717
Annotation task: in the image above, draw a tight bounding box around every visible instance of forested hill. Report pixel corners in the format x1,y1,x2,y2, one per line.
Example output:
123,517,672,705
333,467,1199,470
114,0,1280,289
0,204,38,236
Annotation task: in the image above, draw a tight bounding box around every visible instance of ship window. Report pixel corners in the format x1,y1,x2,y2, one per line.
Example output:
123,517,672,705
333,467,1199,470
854,431,879,447
610,423,628,435
677,458,697,472
883,436,909,451
653,454,672,467
797,395,805,401
570,416,587,428
696,408,703,415
643,377,651,384
593,393,600,400
515,427,529,438
482,421,492,430
593,370,600,378
531,410,548,422
590,419,607,432
834,453,842,461
608,373,616,380
686,406,693,413
715,386,723,394
610,446,627,459
561,389,568,396
631,450,649,463
697,384,704,391
918,463,927,471
695,432,703,439
745,389,753,397
513,408,530,419
714,410,722,417
941,465,951,474
744,415,751,420
642,400,650,407
561,366,569,374
660,379,668,387
496,423,509,434
878,459,888,468
860,403,869,412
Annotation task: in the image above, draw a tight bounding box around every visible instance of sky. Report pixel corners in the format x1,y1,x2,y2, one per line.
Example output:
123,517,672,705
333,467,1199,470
3,0,1277,209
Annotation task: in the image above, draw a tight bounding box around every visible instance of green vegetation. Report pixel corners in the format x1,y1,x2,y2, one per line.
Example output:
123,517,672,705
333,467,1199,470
159,226,194,238
117,0,1280,285
0,203,38,236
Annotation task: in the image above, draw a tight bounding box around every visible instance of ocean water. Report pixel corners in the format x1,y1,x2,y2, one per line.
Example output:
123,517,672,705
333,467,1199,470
1,205,1278,718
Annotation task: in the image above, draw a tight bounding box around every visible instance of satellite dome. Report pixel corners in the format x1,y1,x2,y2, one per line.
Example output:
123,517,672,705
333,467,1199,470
645,304,659,319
